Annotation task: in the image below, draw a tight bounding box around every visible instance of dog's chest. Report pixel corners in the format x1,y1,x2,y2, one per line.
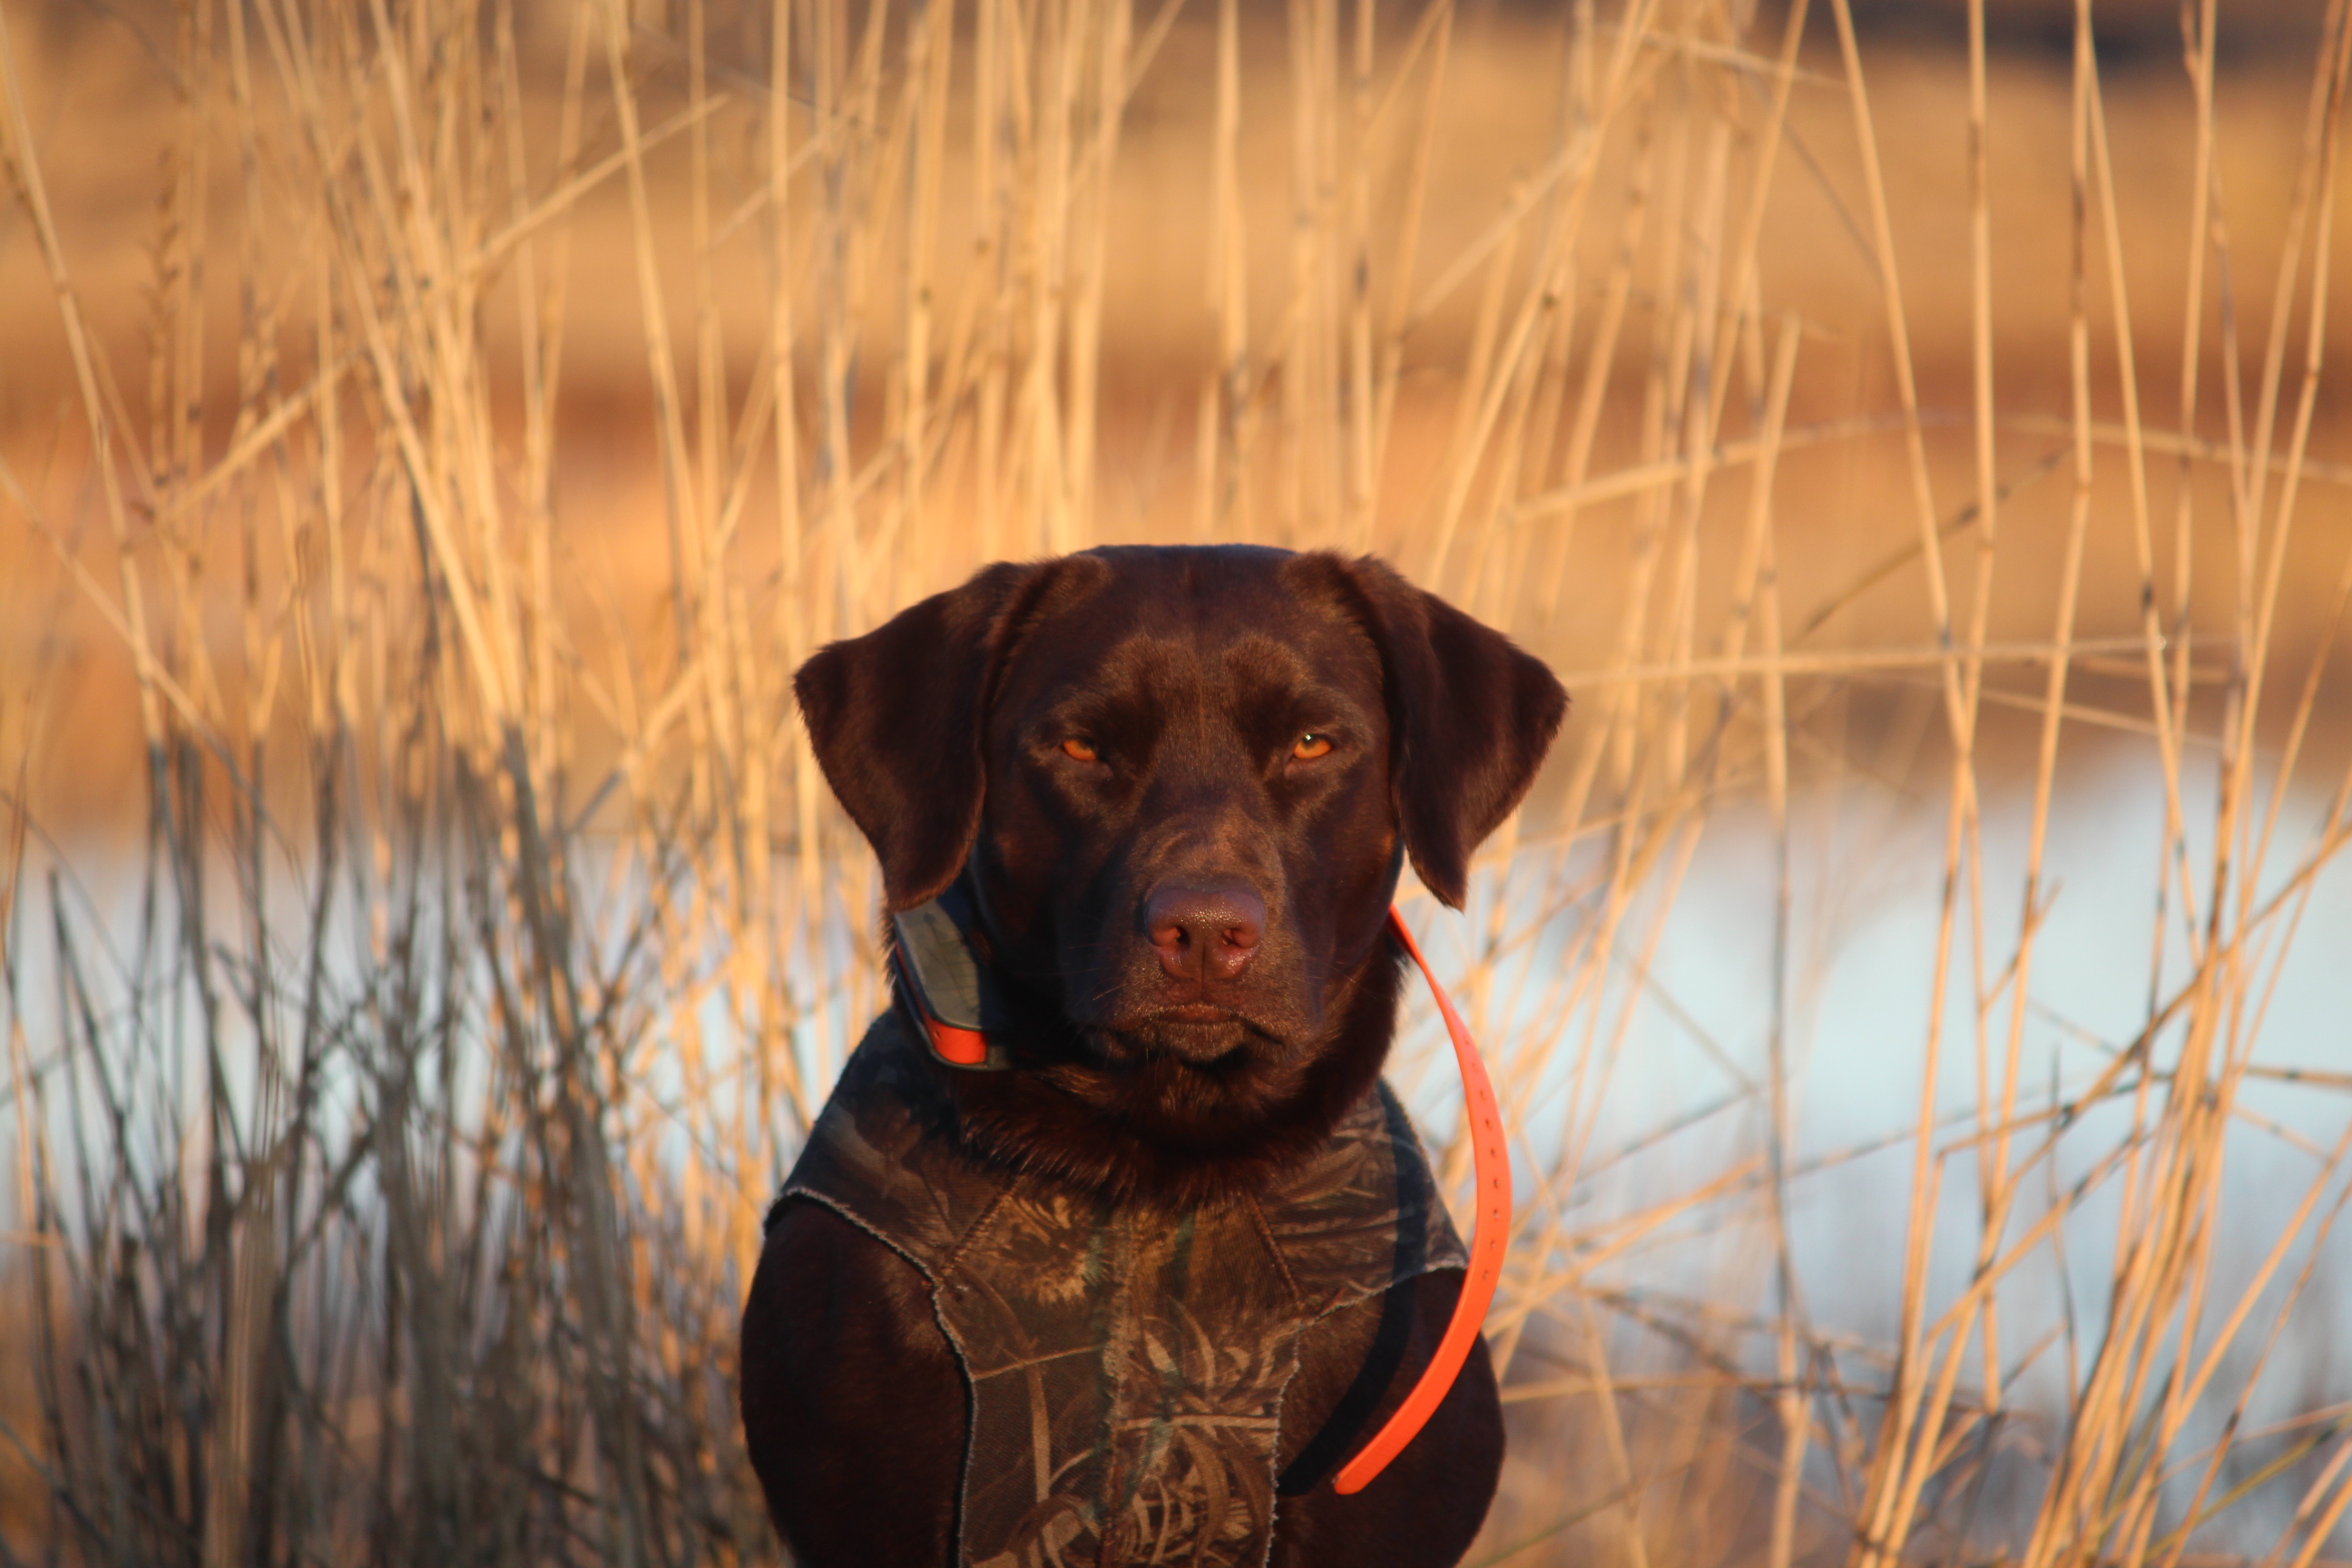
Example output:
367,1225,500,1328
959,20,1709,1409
783,1014,1464,1568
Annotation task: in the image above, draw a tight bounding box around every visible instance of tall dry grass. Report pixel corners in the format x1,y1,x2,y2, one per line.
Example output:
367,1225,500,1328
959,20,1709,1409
2,0,2351,1563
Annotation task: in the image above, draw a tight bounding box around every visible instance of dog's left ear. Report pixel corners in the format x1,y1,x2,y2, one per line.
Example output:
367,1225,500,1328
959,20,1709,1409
795,559,1079,911
1301,554,1569,909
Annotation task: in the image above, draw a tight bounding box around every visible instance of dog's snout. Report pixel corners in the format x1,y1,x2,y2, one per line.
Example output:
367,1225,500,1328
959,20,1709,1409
1143,884,1266,982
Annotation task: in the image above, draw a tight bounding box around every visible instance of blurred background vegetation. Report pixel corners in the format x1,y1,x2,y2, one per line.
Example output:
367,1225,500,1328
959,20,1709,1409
2,0,2350,1563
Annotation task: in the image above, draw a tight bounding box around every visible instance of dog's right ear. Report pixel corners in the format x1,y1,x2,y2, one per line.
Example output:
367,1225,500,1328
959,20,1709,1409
795,560,1064,912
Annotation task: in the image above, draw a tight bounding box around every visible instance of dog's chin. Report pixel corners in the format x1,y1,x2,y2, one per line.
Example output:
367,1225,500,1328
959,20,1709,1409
933,952,1406,1210
1088,1006,1285,1069
1014,1007,1293,1146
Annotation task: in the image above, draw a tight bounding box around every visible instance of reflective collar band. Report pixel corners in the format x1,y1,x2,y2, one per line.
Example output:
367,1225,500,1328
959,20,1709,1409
1331,906,1510,1493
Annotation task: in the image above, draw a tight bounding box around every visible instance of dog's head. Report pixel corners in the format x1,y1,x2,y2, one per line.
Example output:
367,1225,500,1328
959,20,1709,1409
797,545,1565,1202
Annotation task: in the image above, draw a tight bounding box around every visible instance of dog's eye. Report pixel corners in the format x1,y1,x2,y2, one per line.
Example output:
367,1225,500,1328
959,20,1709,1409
1061,738,1100,764
1291,733,1334,761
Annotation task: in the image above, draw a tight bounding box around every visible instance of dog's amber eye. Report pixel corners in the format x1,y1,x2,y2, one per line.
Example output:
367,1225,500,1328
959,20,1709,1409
1061,739,1099,763
1292,733,1333,761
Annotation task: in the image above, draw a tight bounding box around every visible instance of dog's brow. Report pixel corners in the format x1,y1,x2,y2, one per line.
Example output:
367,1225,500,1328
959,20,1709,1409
1220,634,1313,689
1223,636,1364,715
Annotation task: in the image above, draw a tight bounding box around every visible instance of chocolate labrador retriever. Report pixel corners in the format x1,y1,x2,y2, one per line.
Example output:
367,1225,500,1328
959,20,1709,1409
740,545,1565,1568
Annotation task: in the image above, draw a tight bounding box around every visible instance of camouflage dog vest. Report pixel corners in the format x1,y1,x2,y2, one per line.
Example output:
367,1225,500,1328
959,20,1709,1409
780,1011,1467,1568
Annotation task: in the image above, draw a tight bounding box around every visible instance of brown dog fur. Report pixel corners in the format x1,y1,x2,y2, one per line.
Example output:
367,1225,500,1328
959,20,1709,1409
741,546,1566,1566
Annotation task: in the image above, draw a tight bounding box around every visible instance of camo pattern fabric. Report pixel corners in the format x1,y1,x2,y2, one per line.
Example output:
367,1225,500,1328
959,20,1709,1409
780,1009,1467,1568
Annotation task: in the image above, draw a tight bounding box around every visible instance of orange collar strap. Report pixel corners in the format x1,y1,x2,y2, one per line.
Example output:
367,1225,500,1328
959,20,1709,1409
1330,907,1512,1494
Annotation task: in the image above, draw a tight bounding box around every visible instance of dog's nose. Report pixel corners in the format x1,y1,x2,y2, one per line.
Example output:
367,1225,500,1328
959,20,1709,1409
1143,884,1265,983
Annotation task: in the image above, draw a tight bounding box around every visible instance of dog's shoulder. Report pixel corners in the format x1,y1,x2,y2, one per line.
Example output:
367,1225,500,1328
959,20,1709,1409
766,1006,1008,1264
741,1181,965,1564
